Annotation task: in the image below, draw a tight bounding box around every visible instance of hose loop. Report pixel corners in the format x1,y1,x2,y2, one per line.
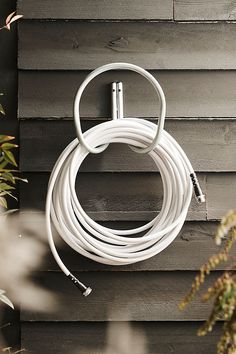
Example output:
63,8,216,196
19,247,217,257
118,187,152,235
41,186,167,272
74,62,166,154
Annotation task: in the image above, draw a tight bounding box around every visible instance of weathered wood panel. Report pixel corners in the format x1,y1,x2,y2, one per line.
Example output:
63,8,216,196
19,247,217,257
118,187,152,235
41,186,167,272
17,0,173,20
21,271,218,321
20,173,236,221
18,22,236,70
207,173,236,220
175,0,236,20
19,172,206,221
19,120,236,172
18,71,236,119
31,220,232,272
21,321,221,354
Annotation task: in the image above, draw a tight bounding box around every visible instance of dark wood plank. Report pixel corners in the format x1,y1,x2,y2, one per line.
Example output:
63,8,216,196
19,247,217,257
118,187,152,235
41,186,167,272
17,0,173,20
21,271,218,321
19,120,236,172
174,0,236,20
20,172,236,221
18,71,236,119
207,173,236,220
21,321,221,354
19,172,206,221
18,22,236,70
28,219,233,271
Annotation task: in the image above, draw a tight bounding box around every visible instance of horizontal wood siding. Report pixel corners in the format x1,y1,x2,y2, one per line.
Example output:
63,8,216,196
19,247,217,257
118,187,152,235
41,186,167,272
18,0,236,352
19,172,236,221
22,271,218,321
20,120,236,172
174,0,236,20
19,172,206,221
17,0,173,20
21,322,221,354
22,218,234,272
19,71,236,119
18,0,236,22
18,22,236,70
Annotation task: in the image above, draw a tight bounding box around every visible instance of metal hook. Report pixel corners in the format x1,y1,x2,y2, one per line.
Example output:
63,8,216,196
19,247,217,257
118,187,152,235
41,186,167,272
112,82,123,120
74,62,166,154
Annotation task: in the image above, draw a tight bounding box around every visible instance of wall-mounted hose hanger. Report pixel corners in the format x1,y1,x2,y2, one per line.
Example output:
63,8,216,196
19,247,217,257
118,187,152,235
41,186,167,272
46,63,205,297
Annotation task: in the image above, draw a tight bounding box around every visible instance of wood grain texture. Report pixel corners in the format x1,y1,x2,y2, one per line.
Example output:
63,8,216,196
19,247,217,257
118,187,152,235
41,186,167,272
18,71,236,119
21,271,218,321
174,0,236,20
19,120,236,172
21,321,221,354
207,173,236,219
17,0,236,351
19,172,206,221
18,22,236,70
20,173,236,221
27,219,233,272
17,0,173,20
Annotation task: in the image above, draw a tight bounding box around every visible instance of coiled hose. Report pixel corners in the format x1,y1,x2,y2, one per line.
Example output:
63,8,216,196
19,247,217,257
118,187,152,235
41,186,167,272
46,63,205,296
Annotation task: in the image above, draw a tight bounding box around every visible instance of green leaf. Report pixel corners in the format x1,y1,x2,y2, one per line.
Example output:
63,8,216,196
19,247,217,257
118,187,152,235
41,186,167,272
0,190,17,200
0,135,15,144
1,143,18,150
0,168,17,173
13,176,28,183
0,196,7,208
0,290,14,309
0,160,10,169
0,103,5,115
3,150,17,167
0,172,16,184
0,182,15,191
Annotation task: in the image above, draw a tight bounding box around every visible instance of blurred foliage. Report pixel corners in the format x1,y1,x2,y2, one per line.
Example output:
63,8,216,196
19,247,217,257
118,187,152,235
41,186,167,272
0,11,23,31
180,210,236,354
0,10,24,211
0,132,25,210
2,347,25,353
0,8,25,316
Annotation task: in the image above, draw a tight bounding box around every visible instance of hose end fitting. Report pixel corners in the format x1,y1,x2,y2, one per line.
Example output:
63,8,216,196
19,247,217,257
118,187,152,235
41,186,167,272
83,287,92,297
68,273,92,297
190,172,206,204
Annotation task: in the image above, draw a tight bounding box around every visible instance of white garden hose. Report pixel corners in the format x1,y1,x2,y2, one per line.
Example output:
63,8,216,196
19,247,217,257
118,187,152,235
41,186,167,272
46,63,205,296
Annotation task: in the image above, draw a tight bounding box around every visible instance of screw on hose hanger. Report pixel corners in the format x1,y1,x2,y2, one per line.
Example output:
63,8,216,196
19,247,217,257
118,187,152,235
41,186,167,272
46,62,206,299
112,82,124,120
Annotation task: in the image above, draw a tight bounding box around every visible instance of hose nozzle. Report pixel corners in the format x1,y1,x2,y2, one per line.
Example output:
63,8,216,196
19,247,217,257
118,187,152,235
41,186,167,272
190,173,206,204
68,273,92,297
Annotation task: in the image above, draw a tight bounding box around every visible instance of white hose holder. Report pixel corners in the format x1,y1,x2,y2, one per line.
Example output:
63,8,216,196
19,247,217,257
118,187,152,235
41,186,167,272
46,62,205,297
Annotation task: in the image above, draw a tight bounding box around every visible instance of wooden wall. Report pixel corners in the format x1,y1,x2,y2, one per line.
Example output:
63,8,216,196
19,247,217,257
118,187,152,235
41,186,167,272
17,1,236,353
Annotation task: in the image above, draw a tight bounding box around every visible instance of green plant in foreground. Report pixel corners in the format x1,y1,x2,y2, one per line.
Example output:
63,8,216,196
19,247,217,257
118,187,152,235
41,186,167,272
0,10,24,314
179,210,236,354
0,131,27,310
0,10,24,211
0,134,27,210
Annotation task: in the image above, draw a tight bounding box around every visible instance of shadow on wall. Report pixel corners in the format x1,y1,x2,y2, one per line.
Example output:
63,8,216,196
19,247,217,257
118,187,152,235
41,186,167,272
0,211,56,349
74,321,148,354
0,211,149,354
